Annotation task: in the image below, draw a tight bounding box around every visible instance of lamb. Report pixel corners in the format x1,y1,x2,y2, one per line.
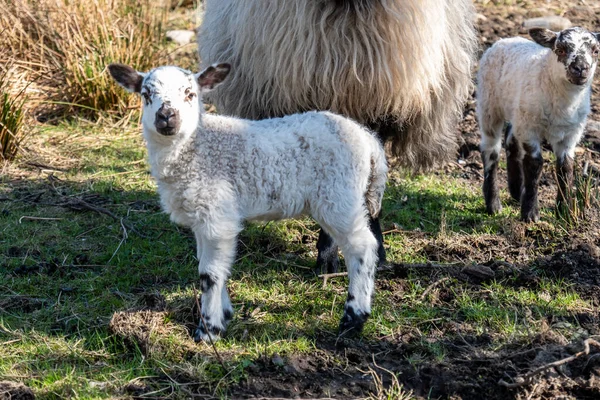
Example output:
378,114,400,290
478,27,600,222
107,62,388,342
197,0,477,273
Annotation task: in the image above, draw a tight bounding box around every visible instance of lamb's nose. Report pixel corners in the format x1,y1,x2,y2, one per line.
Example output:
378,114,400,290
569,61,589,78
157,106,175,121
155,106,176,128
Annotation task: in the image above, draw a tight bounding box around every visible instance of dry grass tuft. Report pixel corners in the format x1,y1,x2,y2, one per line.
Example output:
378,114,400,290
0,65,28,161
109,309,196,360
0,0,169,120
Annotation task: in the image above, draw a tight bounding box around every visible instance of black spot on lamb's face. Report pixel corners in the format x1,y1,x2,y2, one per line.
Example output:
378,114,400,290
554,28,600,85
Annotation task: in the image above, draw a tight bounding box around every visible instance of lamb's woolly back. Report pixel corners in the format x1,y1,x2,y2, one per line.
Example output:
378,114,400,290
198,0,477,169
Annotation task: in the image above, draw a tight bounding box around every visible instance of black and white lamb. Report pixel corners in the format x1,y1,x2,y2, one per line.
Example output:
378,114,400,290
108,63,388,342
478,27,599,222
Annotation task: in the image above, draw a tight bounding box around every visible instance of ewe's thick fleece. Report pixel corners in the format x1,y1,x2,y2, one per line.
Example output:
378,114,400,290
197,0,477,169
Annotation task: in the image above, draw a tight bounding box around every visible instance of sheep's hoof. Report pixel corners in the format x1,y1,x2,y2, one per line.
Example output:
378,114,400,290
521,209,540,223
193,324,224,343
338,307,369,338
485,200,502,215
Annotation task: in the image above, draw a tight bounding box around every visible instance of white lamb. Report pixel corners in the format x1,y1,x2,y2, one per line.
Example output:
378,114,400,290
108,62,388,342
478,27,600,222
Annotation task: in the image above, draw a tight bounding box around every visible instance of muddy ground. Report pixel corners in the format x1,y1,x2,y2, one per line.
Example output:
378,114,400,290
213,3,600,400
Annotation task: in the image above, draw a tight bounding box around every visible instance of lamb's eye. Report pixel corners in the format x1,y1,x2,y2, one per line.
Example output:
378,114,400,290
556,49,566,56
185,90,196,102
142,92,151,105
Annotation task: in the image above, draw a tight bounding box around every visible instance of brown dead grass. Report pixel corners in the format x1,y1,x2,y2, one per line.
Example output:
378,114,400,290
0,0,169,120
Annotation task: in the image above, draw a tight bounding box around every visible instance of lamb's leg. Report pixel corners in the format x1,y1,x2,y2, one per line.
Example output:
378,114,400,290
555,154,574,214
316,229,339,274
320,212,378,337
521,142,544,223
193,231,237,342
504,124,523,202
480,123,503,214
368,217,386,268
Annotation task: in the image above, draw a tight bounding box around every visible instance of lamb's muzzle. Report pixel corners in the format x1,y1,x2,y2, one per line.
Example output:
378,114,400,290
155,104,180,136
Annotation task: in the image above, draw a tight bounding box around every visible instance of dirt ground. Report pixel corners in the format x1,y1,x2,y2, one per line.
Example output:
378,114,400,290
213,3,600,400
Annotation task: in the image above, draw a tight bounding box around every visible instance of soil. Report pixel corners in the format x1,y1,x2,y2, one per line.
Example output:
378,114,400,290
205,3,600,399
0,381,35,400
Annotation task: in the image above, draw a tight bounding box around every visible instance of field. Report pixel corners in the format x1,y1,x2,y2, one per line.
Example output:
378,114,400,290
2,1,600,399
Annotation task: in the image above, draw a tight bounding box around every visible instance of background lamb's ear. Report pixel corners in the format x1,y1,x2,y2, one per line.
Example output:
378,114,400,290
529,28,557,48
108,64,144,93
196,63,231,93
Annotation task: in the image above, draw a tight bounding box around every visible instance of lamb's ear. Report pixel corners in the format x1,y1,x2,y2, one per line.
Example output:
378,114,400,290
196,63,231,93
108,64,144,93
530,28,557,48
595,33,600,43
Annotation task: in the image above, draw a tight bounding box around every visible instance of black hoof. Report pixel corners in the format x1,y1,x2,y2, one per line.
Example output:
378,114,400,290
485,198,502,215
193,321,224,343
521,209,540,223
338,307,369,337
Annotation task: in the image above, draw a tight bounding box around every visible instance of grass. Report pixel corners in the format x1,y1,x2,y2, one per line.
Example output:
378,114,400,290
1,120,596,399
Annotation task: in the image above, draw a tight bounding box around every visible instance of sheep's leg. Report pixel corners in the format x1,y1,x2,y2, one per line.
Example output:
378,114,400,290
552,136,579,216
320,212,378,337
480,124,503,214
504,123,523,202
193,232,237,342
316,229,339,274
555,155,574,214
520,142,544,223
368,217,386,268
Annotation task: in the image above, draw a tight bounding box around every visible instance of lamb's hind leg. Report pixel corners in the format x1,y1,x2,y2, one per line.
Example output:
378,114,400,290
193,229,238,342
505,123,523,202
480,121,504,214
320,212,378,337
316,230,339,274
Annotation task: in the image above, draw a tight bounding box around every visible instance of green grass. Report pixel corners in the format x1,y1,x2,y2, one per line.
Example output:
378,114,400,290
0,121,596,399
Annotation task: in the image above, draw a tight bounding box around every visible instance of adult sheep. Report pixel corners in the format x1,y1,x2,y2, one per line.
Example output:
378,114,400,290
197,0,477,272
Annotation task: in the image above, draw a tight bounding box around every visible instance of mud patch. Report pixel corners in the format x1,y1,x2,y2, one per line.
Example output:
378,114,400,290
0,381,35,400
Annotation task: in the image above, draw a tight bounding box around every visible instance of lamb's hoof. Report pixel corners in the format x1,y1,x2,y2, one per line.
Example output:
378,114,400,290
316,257,340,274
485,199,502,215
193,324,223,343
338,307,369,338
521,209,540,223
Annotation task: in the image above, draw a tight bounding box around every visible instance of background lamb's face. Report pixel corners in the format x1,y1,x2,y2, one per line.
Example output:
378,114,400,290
139,67,200,137
531,27,600,86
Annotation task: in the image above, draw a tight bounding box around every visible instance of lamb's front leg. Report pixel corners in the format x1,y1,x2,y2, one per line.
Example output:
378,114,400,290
551,134,580,217
193,231,237,342
521,142,544,222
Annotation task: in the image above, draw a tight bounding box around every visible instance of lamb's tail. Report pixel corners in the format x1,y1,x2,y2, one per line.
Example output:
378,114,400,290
365,138,388,218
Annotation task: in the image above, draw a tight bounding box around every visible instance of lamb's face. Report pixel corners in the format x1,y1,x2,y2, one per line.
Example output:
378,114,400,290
108,63,231,141
531,27,600,86
139,67,200,137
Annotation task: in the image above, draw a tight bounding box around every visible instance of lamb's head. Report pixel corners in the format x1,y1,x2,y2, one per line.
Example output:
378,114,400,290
108,63,231,139
531,27,600,86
